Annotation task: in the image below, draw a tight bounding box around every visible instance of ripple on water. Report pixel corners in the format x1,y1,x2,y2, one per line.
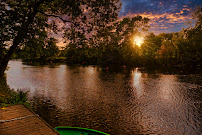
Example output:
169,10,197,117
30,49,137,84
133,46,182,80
6,60,202,135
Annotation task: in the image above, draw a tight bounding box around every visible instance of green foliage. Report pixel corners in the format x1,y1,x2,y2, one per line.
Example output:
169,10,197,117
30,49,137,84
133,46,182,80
66,46,98,64
0,88,29,107
141,33,161,64
17,37,60,61
141,31,201,66
45,38,60,60
0,76,29,107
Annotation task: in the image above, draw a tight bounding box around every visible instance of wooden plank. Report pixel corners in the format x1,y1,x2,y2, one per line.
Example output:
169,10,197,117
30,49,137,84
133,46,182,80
0,104,33,120
0,104,59,135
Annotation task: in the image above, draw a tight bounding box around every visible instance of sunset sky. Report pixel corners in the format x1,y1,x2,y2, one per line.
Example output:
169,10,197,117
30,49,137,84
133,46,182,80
56,0,202,47
120,0,202,34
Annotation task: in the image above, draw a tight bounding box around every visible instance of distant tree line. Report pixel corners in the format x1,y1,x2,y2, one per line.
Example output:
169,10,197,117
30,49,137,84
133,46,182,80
141,29,201,66
65,15,149,66
63,7,201,67
142,7,201,66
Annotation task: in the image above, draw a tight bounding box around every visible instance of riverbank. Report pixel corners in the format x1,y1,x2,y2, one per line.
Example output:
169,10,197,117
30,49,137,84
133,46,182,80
0,77,29,107
22,57,66,64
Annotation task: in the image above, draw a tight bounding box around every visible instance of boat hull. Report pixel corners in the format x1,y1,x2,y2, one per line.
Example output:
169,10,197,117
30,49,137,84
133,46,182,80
55,126,109,135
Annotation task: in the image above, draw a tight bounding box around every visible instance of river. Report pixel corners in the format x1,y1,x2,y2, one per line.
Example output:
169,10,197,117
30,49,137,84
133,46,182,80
6,60,202,135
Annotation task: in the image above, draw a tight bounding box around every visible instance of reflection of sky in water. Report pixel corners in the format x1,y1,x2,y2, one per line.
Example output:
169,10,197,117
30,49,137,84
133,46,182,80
6,60,35,90
6,60,202,135
131,68,144,98
158,75,177,101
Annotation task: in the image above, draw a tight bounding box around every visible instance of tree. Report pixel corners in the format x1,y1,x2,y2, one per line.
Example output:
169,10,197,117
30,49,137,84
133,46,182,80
183,7,202,65
21,38,45,60
156,33,177,65
141,33,161,65
93,16,149,65
0,0,121,77
20,37,59,61
44,37,59,60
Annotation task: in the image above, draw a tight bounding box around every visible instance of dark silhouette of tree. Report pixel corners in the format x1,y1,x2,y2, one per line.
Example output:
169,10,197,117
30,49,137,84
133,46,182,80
0,0,121,77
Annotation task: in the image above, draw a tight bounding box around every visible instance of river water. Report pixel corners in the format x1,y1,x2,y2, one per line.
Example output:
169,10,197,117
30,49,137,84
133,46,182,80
6,60,202,135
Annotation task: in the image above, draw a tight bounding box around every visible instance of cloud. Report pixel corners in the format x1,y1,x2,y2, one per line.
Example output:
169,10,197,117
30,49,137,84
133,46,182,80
120,0,202,34
121,10,193,34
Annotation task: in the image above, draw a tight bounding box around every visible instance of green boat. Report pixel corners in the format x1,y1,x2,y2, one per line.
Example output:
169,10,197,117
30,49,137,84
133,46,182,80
55,126,109,135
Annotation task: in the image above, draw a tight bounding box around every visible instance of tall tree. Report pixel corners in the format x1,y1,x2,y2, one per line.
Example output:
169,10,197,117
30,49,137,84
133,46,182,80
141,33,161,64
0,0,120,77
183,7,202,65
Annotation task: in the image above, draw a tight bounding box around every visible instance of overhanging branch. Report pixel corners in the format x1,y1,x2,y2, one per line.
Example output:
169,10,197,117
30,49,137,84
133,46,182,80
38,11,71,23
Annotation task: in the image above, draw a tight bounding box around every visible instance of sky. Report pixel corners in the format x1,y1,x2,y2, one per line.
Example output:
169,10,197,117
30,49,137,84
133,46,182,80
56,0,202,47
120,0,202,34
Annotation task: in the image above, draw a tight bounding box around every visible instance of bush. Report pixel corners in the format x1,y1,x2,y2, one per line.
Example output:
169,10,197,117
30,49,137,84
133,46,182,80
0,89,29,107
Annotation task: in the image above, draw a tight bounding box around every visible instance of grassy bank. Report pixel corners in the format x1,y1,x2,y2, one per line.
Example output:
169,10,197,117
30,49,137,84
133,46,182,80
0,77,29,107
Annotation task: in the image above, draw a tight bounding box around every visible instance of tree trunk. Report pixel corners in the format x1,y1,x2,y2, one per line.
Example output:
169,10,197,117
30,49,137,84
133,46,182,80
0,37,21,77
0,75,9,94
0,61,7,77
0,50,16,77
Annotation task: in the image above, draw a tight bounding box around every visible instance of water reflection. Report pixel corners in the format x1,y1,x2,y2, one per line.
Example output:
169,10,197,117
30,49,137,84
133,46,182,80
131,68,144,98
158,75,177,101
6,60,202,135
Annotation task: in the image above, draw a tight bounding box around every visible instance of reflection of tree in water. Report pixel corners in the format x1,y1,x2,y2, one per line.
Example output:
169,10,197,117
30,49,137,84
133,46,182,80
141,66,202,75
177,74,202,86
23,61,61,68
30,96,61,127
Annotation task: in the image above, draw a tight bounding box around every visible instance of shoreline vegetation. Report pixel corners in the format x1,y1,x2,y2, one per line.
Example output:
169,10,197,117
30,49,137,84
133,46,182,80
10,58,200,79
16,56,201,68
0,77,29,107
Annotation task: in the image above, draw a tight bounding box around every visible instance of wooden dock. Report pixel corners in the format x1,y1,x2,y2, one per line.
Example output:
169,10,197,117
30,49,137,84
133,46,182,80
0,104,60,135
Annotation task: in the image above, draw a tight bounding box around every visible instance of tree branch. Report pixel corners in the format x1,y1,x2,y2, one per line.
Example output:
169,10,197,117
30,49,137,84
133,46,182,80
38,11,71,23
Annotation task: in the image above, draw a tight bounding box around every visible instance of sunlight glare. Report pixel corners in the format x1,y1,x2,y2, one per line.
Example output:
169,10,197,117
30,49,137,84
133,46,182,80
134,36,144,46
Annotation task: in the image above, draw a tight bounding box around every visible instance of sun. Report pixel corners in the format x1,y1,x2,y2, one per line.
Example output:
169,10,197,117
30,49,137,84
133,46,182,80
134,36,144,46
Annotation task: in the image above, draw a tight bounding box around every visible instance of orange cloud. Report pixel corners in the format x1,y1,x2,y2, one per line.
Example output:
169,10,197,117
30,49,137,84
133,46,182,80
121,10,193,34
